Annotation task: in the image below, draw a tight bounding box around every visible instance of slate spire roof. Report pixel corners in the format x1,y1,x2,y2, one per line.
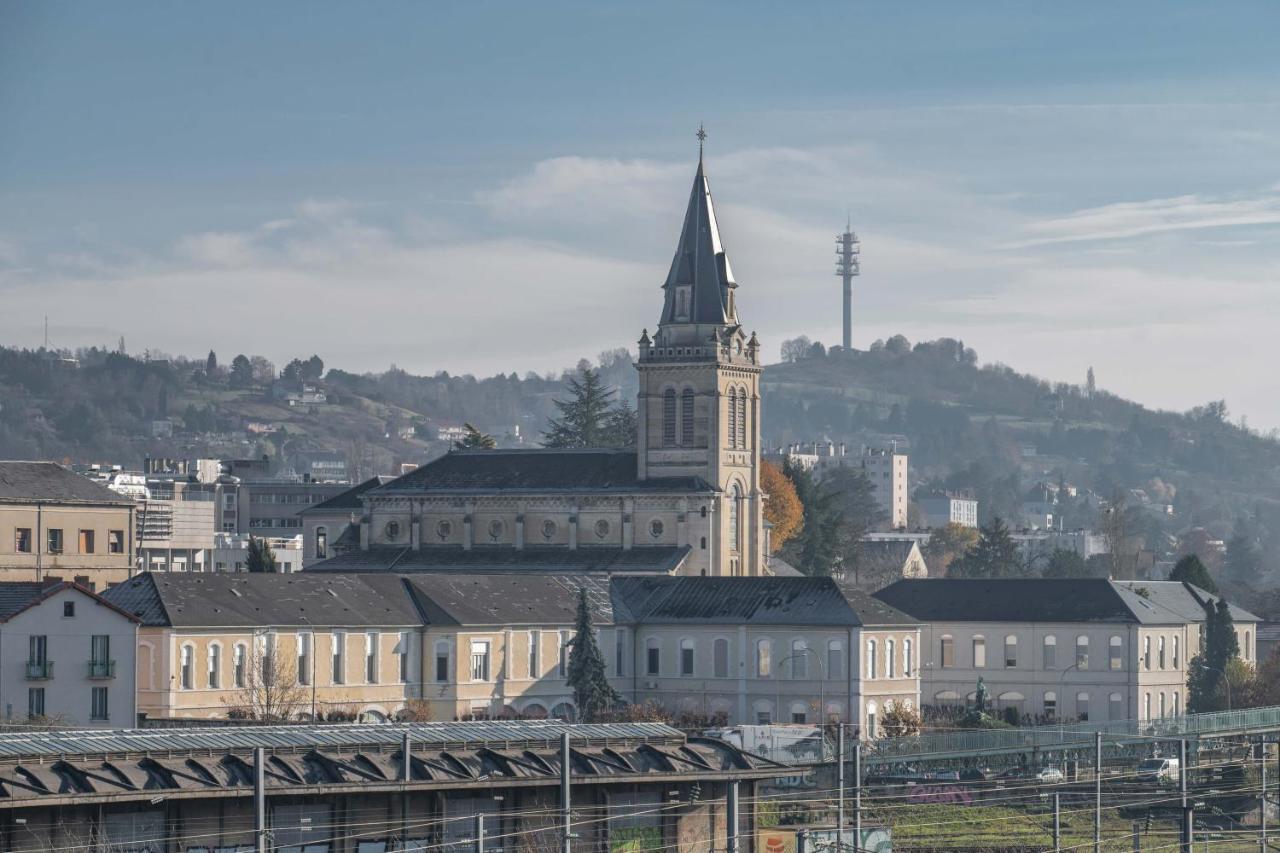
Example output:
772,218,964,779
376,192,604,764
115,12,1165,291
660,157,738,327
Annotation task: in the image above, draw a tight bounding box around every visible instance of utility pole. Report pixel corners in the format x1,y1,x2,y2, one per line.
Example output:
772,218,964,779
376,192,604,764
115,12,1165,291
837,723,845,848
254,747,267,853
1261,737,1268,852
475,813,485,853
854,738,862,850
727,781,740,853
1096,731,1103,853
561,731,572,853
835,223,860,350
1181,739,1192,853
1053,793,1061,852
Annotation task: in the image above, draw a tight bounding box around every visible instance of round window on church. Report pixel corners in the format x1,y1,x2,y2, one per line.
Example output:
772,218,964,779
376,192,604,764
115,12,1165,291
436,520,453,540
594,519,610,539
384,521,401,541
541,519,558,540
649,519,664,539
488,519,505,541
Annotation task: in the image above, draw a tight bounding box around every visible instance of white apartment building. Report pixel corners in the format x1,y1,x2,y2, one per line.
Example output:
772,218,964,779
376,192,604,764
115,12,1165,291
212,533,304,573
918,493,978,529
861,447,909,530
875,578,1258,724
0,582,138,726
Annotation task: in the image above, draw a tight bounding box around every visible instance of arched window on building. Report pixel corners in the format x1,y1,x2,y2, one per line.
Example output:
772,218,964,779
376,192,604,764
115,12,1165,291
1076,635,1089,670
756,638,772,678
1173,636,1180,669
972,635,986,668
1143,636,1151,670
729,484,742,552
726,387,738,448
1109,636,1123,670
713,638,729,679
791,639,808,679
1158,636,1166,669
1043,635,1057,669
886,638,896,678
233,643,247,688
662,389,677,446
315,526,328,560
1004,635,1018,667
827,639,844,679
736,388,748,448
681,388,695,446
903,638,913,677
1159,692,1167,718
1043,691,1057,719
866,701,878,738
1144,692,1152,720
1076,692,1089,721
866,639,877,679
1109,692,1123,721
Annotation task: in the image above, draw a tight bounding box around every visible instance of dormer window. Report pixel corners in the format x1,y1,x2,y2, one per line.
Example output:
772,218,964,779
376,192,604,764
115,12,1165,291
676,286,691,320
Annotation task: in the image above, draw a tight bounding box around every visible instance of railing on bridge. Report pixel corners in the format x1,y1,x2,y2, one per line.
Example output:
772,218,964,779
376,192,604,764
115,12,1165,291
865,704,1280,765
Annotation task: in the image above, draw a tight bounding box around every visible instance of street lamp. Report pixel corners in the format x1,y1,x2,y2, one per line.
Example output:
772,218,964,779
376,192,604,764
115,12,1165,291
775,649,828,728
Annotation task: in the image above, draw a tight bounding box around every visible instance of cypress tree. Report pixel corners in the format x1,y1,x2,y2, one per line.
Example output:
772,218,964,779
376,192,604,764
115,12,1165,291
566,586,621,721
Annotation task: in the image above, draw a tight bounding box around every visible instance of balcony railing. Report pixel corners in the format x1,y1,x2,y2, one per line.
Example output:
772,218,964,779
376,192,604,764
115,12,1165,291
88,660,116,679
25,660,53,680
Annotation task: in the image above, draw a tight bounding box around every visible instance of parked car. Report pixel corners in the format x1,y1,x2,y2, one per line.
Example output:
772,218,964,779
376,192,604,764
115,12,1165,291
1036,766,1065,783
1136,757,1180,783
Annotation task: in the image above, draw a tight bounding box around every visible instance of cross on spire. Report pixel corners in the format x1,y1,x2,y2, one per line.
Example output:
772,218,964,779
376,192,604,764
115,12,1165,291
696,124,707,162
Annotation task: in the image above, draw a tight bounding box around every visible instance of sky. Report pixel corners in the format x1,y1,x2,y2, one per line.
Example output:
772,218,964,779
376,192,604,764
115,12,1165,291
3,2,1280,428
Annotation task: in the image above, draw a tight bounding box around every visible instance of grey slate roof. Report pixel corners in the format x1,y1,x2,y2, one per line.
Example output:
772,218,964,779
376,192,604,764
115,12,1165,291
0,461,135,506
302,476,393,513
874,578,1186,625
404,574,614,626
307,545,691,575
1113,580,1260,624
611,576,917,627
102,572,422,628
0,581,141,623
372,449,713,495
661,159,738,326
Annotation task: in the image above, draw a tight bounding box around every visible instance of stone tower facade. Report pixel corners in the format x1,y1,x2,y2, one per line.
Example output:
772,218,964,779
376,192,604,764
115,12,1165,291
635,155,765,576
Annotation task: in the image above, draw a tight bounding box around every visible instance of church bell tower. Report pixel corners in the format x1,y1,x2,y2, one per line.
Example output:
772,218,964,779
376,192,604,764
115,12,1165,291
635,131,764,576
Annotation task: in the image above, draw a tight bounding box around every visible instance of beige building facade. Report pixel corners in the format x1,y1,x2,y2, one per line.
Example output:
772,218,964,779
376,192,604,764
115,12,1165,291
0,461,136,586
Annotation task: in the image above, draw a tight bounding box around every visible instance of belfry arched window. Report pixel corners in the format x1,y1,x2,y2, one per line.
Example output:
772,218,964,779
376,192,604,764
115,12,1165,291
681,388,695,446
736,388,748,448
726,387,738,447
662,389,677,446
729,483,742,552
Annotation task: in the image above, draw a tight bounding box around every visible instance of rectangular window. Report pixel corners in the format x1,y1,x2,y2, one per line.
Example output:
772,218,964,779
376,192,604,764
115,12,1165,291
398,632,411,683
234,645,246,687
108,530,124,554
435,645,449,682
1004,637,1017,667
90,634,111,678
615,629,625,677
28,687,45,718
646,644,660,676
1076,638,1089,670
63,600,75,618
680,642,695,677
366,632,379,683
91,686,109,720
827,643,843,679
15,528,32,553
29,634,48,665
756,710,772,725
558,631,569,678
470,640,491,682
940,636,955,668
714,639,729,679
1110,639,1123,670
529,630,541,678
207,644,220,689
180,645,193,690
757,640,772,678
47,528,64,555
78,529,95,554
332,633,345,684
973,637,987,668
297,633,311,686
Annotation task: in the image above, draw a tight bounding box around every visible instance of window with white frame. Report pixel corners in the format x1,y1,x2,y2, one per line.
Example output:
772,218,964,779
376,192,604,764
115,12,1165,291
1158,636,1166,669
558,631,570,678
1076,635,1089,670
366,632,379,683
1004,634,1017,667
866,639,877,679
1109,636,1123,670
208,643,221,689
529,629,541,678
1143,636,1151,670
680,638,695,677
1043,635,1057,669
972,635,986,668
470,639,491,682
180,644,194,689
886,638,896,678
234,643,246,688
434,640,450,682
398,631,411,683
332,632,346,684
939,635,954,668
756,638,771,678
1044,691,1057,718
297,633,311,686
1173,635,1180,669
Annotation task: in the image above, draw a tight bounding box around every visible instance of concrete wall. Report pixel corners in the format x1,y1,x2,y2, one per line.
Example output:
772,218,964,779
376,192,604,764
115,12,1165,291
0,503,134,576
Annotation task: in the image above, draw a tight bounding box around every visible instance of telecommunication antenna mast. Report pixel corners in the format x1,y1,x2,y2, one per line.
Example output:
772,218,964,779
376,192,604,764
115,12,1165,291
835,221,860,349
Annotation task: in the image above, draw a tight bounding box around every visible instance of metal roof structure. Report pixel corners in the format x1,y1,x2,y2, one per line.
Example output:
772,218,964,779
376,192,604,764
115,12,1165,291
0,721,685,762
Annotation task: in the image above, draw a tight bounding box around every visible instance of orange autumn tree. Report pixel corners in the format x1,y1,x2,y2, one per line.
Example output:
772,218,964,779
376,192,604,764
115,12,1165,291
761,459,803,552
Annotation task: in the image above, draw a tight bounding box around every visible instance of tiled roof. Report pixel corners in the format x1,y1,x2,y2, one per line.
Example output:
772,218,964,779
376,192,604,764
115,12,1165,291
302,476,394,513
371,449,713,495
0,461,135,505
0,581,140,623
404,574,614,626
874,578,1187,624
306,546,690,574
611,576,917,627
1113,580,1260,624
102,572,422,628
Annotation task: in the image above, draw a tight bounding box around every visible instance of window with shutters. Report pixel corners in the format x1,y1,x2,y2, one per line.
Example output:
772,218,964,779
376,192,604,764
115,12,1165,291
681,389,695,446
662,389,677,446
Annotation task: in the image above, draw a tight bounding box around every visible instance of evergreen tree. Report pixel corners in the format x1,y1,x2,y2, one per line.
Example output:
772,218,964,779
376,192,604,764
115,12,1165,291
948,517,1024,578
455,423,497,450
1225,526,1263,585
206,350,218,376
230,354,254,388
779,460,843,576
246,537,278,573
1169,554,1218,594
1042,549,1091,578
543,367,620,447
566,586,620,721
1188,598,1240,712
600,400,638,448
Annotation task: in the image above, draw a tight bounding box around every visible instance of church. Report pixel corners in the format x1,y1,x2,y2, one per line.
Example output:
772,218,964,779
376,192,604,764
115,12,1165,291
308,150,766,577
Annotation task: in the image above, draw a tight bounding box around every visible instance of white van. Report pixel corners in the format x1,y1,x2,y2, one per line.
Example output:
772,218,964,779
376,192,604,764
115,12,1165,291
1136,757,1180,782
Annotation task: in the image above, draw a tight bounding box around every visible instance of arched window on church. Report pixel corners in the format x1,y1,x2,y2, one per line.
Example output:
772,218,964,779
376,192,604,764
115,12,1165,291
729,484,742,552
662,389,677,446
736,388,748,448
726,386,737,448
681,389,695,446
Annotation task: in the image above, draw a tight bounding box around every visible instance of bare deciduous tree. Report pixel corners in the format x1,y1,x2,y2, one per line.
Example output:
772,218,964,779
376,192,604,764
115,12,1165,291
223,642,308,721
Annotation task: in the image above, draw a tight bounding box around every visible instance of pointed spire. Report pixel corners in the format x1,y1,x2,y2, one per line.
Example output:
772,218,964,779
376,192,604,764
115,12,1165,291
659,136,738,328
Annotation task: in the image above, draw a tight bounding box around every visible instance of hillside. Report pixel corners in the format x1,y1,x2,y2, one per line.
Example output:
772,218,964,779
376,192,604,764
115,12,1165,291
1,337,1277,583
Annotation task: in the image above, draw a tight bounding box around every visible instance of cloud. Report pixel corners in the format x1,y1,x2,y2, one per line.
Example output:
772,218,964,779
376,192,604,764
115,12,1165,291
1009,190,1280,247
174,231,259,267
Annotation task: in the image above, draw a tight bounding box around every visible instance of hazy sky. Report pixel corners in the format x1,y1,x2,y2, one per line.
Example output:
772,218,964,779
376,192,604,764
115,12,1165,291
4,2,1280,428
